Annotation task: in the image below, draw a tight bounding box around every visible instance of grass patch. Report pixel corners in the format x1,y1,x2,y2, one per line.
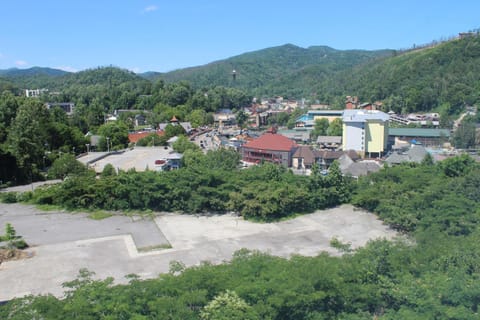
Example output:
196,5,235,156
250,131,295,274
88,211,113,220
35,204,64,212
330,237,353,253
138,243,172,252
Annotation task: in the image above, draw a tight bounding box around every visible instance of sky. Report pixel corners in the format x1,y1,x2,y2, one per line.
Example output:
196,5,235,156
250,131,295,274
0,0,479,73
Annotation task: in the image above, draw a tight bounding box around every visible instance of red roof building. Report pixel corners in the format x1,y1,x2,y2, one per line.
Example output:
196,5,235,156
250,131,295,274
242,128,297,166
128,130,164,144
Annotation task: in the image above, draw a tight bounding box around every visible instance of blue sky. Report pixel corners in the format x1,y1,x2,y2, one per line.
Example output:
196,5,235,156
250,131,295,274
0,0,478,73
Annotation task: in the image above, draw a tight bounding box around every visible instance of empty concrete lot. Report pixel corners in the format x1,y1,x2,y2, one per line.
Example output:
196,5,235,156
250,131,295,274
0,203,397,301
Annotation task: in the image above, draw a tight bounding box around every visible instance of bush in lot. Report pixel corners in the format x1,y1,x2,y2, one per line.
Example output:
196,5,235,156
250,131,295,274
0,192,18,203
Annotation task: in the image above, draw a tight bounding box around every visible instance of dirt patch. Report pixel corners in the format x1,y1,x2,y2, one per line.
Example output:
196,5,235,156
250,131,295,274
0,248,33,265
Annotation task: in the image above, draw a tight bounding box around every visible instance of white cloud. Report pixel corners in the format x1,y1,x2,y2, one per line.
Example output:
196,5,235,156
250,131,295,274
143,5,158,13
15,60,27,66
55,65,78,72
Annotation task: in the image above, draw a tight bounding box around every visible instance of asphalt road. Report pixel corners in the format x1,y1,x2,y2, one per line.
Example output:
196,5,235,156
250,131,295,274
0,203,397,301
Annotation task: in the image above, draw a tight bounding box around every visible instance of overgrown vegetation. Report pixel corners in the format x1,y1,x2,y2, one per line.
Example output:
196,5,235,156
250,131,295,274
1,156,480,319
0,223,28,250
25,150,350,220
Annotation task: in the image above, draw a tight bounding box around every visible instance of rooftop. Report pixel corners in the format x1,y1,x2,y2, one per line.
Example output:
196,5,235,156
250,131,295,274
388,127,451,137
342,109,390,122
242,132,297,152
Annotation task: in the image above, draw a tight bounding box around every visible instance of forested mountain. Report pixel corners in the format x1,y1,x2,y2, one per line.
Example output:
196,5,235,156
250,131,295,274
0,66,69,77
335,36,480,114
152,36,480,111
2,35,480,114
148,44,394,99
0,67,70,91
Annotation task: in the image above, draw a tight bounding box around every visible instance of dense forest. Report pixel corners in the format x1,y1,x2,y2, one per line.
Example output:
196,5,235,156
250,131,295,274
0,71,253,185
1,157,479,319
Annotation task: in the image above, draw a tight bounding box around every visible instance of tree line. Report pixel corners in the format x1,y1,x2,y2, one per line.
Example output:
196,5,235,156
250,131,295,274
13,149,349,220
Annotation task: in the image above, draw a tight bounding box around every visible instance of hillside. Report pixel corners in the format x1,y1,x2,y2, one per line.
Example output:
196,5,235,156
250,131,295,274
332,35,480,113
151,44,394,98
2,36,480,114
0,67,70,90
152,36,480,112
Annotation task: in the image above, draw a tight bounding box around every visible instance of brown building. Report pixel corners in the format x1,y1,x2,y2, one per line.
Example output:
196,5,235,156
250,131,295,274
242,127,297,167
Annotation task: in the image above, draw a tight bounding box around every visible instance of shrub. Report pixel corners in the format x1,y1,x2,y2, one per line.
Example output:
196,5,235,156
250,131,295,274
0,192,18,203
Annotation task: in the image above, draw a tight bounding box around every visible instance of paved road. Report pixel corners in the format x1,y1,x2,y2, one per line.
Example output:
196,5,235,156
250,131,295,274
0,204,397,301
1,180,62,193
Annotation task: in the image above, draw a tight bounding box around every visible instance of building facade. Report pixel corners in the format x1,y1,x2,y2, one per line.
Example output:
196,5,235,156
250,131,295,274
241,128,297,167
342,109,389,157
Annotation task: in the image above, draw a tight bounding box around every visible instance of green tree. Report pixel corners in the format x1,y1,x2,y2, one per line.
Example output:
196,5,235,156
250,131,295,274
48,153,88,180
172,135,201,153
236,110,248,128
453,117,477,149
200,290,259,320
136,133,166,147
101,163,117,177
97,122,129,151
0,91,19,143
164,123,186,138
6,100,51,180
311,118,329,140
187,109,208,128
327,118,343,136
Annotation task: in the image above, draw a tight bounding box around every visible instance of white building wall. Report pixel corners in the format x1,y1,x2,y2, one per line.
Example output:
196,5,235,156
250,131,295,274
343,122,364,151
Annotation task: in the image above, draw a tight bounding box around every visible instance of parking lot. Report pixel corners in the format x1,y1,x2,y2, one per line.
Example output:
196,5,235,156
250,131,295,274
0,203,397,301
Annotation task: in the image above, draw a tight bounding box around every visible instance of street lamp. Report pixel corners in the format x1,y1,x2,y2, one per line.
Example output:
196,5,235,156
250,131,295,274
106,137,110,153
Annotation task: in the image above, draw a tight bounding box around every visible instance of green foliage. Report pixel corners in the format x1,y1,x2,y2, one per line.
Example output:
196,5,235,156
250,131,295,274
311,118,329,140
154,44,392,100
164,123,186,138
439,154,475,177
136,132,166,147
352,156,480,234
97,122,130,151
3,151,480,319
0,223,28,249
87,211,113,220
327,118,343,136
6,99,50,177
330,237,353,253
201,290,259,320
0,191,18,203
453,116,477,149
236,110,248,128
101,163,117,177
48,153,88,180
4,222,16,241
27,152,350,219
172,135,200,153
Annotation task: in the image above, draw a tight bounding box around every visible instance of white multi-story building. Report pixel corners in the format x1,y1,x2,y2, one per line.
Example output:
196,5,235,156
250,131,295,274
342,109,390,157
25,88,48,97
